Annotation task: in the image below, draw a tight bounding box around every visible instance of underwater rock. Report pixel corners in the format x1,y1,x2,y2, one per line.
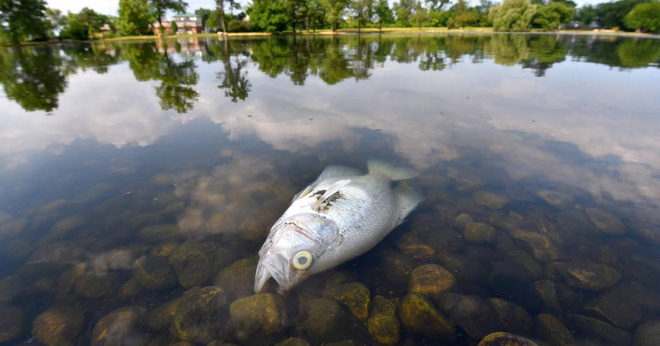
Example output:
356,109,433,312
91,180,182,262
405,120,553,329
91,306,147,346
511,230,561,262
408,264,457,303
583,289,642,329
436,253,488,287
536,190,573,209
0,218,27,240
399,293,456,341
133,254,177,290
504,249,542,281
396,231,435,260
557,210,600,239
453,213,476,228
585,208,626,235
171,286,228,344
566,313,631,345
0,275,23,303
487,298,533,336
380,250,416,287
449,168,483,192
73,271,120,299
32,305,86,346
138,224,183,243
487,262,542,312
146,298,182,331
230,293,288,344
213,256,258,302
634,321,660,346
169,241,238,288
130,213,164,229
367,295,400,345
535,313,575,346
28,241,85,266
2,237,35,262
40,216,85,244
275,337,311,346
629,222,660,246
0,305,24,343
163,201,185,215
119,276,146,299
554,262,621,291
303,298,368,344
622,253,660,289
473,191,509,209
533,280,562,315
38,198,68,214
322,282,371,322
463,222,497,244
477,332,539,346
439,294,502,340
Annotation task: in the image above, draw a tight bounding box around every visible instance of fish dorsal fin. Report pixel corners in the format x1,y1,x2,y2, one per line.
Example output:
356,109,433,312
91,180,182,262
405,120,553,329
316,165,362,182
292,185,313,202
393,185,424,226
367,160,417,181
312,179,351,211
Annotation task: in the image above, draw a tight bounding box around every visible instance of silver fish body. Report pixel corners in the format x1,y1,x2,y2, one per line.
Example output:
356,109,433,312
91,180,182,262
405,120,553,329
254,161,422,293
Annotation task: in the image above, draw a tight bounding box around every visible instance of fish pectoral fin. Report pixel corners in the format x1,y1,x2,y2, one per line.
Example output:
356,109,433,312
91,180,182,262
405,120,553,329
394,185,424,225
312,179,351,211
367,160,417,181
316,165,362,182
292,185,313,202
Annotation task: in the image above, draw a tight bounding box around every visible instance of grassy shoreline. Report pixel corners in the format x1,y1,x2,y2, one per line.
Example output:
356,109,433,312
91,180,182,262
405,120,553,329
4,27,659,46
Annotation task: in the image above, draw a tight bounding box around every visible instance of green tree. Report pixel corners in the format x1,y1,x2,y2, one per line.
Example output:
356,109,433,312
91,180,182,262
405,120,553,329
374,0,394,29
306,0,326,31
170,20,179,34
150,0,188,33
394,0,416,26
61,8,107,39
596,0,650,30
0,0,49,43
248,0,289,32
616,38,660,66
624,1,660,33
45,8,66,38
351,0,374,32
215,0,240,35
118,0,153,35
575,4,596,26
533,1,574,30
322,0,349,31
425,0,451,11
195,8,213,27
489,0,537,31
410,1,430,28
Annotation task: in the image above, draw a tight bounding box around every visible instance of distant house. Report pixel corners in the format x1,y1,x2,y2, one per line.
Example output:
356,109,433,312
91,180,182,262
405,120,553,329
153,13,203,35
561,21,583,30
589,21,602,30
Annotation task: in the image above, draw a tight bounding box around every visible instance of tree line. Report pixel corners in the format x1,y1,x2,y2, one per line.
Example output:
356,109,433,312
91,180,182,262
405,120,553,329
1,0,659,44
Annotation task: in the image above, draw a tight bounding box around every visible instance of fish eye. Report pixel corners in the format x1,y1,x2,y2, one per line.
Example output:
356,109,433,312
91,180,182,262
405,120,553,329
292,251,313,270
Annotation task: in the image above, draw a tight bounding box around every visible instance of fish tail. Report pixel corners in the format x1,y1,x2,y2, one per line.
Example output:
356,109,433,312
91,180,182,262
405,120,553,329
367,160,417,181
394,185,424,226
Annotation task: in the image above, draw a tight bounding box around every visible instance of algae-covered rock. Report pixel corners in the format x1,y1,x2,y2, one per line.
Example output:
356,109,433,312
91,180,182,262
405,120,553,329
32,306,86,346
634,321,660,346
0,305,24,343
91,306,147,346
583,289,642,329
213,257,258,302
487,298,533,336
146,298,182,331
399,293,455,340
367,295,400,345
119,276,146,298
566,313,631,345
630,222,660,246
38,199,68,214
464,222,497,244
138,224,183,243
511,230,560,262
439,294,502,340
504,249,542,281
169,241,239,288
0,218,27,239
229,293,287,344
554,262,621,291
535,313,575,346
537,190,573,209
57,263,87,298
487,262,542,312
133,254,177,290
171,286,228,344
322,282,371,322
533,280,562,315
395,231,435,260
303,298,368,344
380,250,416,287
408,264,456,302
0,275,23,303
477,332,539,346
473,191,509,209
274,337,311,346
585,208,626,235
73,271,120,299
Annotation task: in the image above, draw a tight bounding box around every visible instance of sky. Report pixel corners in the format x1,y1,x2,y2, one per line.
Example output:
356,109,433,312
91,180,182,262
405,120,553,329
46,0,607,16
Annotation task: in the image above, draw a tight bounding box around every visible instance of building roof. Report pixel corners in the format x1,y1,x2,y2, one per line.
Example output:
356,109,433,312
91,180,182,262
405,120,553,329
174,13,197,17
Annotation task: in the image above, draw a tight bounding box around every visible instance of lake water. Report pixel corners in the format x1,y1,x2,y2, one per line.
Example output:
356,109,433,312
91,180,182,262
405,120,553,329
1,33,660,345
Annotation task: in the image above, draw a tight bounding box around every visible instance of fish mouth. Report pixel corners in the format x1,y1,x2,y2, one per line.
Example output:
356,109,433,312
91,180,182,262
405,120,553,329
254,253,292,294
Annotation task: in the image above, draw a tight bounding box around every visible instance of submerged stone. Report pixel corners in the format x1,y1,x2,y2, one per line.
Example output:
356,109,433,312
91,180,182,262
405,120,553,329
146,298,182,331
322,282,371,322
554,262,621,291
0,218,27,240
230,293,288,344
464,222,497,244
275,338,311,346
630,222,660,246
91,306,147,346
367,295,400,345
408,264,457,303
511,230,560,262
32,306,86,346
473,191,509,209
0,275,23,303
138,224,183,243
585,208,626,235
487,298,533,336
380,250,416,287
533,280,562,315
583,289,642,329
303,298,368,344
487,262,542,312
171,286,228,344
535,313,575,346
396,231,435,260
133,254,177,290
0,305,24,343
536,190,573,209
440,294,503,340
566,313,631,345
73,271,120,299
38,198,68,214
477,332,539,346
399,293,456,341
213,256,258,302
169,241,238,288
634,320,660,346
504,249,543,281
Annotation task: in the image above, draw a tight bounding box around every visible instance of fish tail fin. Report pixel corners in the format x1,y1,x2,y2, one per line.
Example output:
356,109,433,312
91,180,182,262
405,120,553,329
367,160,417,181
394,185,424,226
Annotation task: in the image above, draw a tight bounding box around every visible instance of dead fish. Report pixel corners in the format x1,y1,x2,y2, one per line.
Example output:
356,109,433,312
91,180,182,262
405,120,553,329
254,160,423,293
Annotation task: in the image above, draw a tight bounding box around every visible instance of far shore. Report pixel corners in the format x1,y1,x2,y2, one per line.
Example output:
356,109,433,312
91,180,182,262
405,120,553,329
4,27,659,47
